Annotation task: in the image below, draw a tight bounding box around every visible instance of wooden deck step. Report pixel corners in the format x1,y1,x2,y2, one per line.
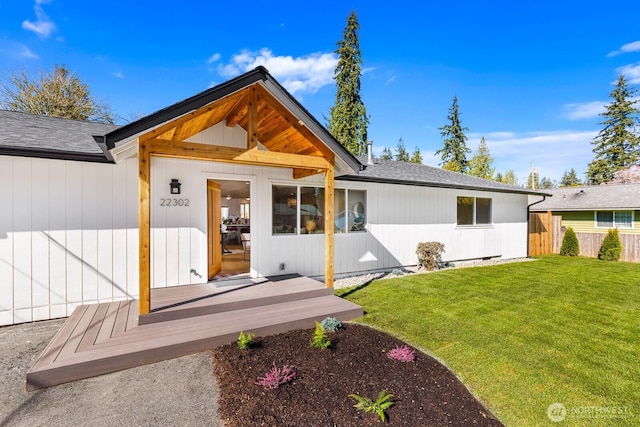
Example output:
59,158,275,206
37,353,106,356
142,276,333,325
27,284,362,390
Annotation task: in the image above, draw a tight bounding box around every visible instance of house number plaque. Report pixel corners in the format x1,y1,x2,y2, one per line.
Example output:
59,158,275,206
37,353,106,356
159,198,190,207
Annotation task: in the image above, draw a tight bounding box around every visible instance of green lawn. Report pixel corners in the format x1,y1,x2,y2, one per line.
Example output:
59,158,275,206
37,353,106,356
337,255,639,426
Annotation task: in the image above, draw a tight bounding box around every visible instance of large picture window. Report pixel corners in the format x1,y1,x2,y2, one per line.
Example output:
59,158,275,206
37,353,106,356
457,196,492,225
596,211,632,229
272,186,297,234
272,185,366,235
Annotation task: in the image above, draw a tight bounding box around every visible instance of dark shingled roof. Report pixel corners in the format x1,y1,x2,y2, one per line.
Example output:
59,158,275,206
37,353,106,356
529,184,640,211
0,110,119,162
338,157,550,196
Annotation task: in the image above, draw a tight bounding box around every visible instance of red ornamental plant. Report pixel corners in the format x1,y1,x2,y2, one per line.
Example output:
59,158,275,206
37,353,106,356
387,345,415,363
255,362,297,390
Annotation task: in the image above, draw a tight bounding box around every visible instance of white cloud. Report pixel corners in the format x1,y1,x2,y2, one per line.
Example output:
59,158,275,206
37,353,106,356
607,40,640,57
113,71,124,79
459,130,597,181
385,75,396,85
616,62,640,84
22,1,57,38
0,41,39,59
562,101,605,120
207,53,221,64
216,48,337,95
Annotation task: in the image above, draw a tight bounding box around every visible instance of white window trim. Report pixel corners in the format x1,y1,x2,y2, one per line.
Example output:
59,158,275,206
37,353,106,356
594,210,634,229
456,196,493,227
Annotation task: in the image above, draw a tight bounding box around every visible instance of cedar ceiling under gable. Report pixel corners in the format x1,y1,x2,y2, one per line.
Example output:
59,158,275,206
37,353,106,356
139,83,334,163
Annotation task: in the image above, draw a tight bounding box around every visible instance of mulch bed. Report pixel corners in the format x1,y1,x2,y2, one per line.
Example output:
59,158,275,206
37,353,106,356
212,323,503,426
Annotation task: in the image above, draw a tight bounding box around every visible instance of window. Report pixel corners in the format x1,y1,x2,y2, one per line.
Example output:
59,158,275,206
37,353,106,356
348,190,367,232
272,186,297,234
272,185,366,235
457,197,492,225
300,187,325,234
240,203,250,220
596,211,633,229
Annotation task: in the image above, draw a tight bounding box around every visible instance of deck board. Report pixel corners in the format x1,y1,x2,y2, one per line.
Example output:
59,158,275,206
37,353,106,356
27,276,363,390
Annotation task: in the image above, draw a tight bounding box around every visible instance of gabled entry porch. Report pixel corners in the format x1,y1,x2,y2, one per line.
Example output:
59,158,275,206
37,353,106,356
100,66,361,316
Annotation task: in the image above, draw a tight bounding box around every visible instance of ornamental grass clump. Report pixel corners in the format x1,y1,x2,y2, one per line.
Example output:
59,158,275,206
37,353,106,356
387,345,415,363
599,228,622,261
559,227,579,256
349,389,395,422
310,321,331,349
416,242,445,271
255,362,296,390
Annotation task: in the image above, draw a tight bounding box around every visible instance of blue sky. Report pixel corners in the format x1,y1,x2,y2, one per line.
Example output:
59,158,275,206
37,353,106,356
1,0,640,183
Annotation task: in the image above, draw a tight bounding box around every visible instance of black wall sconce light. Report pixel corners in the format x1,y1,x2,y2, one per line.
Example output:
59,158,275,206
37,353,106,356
170,178,181,194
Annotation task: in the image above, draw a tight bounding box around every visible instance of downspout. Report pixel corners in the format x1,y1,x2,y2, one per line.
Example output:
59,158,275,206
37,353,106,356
526,195,547,258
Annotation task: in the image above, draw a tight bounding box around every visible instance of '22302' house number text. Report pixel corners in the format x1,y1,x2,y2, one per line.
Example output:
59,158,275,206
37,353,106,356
159,198,190,207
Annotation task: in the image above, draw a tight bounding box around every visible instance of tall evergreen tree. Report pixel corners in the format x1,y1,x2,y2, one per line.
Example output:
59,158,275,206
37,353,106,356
494,172,504,183
327,11,368,156
380,147,393,160
0,64,115,123
586,75,640,185
395,137,409,162
467,137,495,179
560,169,581,187
436,96,470,173
409,146,423,164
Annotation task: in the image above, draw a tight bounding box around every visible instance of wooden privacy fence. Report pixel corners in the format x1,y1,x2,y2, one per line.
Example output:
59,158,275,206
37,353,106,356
530,212,640,262
528,211,553,256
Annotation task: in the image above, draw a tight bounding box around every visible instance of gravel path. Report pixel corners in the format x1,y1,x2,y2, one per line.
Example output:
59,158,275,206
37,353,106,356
334,257,536,289
0,320,222,427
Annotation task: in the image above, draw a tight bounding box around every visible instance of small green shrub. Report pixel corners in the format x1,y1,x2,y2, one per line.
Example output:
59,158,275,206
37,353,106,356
309,321,331,349
349,389,395,422
320,316,342,332
416,241,445,271
236,331,255,350
560,227,579,256
599,228,622,261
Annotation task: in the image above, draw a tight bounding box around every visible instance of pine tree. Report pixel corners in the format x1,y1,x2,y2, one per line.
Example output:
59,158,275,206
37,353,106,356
502,170,518,185
494,172,504,183
436,96,470,173
380,147,393,160
539,177,556,189
0,64,115,123
409,146,423,164
395,137,409,162
586,75,640,185
599,229,622,261
467,137,494,179
560,169,581,187
327,11,368,156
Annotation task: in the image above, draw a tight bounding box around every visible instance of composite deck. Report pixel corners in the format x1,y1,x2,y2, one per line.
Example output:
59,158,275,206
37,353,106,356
27,276,363,390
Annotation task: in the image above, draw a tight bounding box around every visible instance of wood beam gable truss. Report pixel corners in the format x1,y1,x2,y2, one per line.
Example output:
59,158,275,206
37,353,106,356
136,82,336,315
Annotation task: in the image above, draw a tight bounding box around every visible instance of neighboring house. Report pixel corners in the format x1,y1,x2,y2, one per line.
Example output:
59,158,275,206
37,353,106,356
529,184,640,260
0,66,546,326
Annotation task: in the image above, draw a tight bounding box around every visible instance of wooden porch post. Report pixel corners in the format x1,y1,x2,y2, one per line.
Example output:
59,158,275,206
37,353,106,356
139,141,151,315
324,167,335,288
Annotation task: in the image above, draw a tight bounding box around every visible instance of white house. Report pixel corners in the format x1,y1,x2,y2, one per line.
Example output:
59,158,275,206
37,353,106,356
0,67,545,326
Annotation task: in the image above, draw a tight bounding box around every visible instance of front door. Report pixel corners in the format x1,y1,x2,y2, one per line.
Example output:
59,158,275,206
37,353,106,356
207,180,222,279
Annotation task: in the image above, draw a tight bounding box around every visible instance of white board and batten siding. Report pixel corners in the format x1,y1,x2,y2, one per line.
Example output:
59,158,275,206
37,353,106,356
1,120,530,325
333,182,528,276
1,155,140,326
